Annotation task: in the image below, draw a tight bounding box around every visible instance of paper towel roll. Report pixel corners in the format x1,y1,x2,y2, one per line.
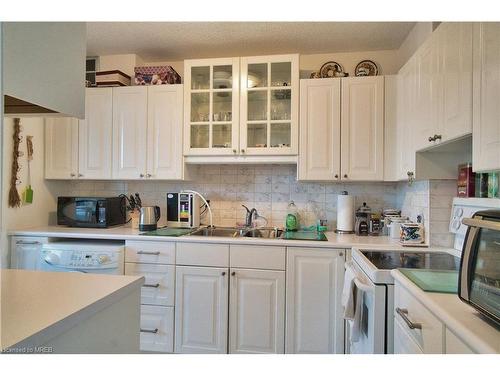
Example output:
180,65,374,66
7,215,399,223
337,193,355,233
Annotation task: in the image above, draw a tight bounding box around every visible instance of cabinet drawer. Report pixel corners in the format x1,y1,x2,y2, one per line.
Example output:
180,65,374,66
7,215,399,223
445,328,475,354
125,240,175,264
394,281,444,353
394,318,424,354
140,305,174,353
125,263,175,306
230,245,285,270
176,242,229,267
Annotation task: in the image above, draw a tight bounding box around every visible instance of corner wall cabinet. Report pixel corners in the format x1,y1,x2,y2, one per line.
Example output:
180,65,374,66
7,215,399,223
472,22,500,172
183,54,299,163
45,85,184,180
298,76,384,181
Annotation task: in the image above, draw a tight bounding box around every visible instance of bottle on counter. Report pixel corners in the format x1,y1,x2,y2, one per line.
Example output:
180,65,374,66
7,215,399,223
488,172,499,198
285,201,299,232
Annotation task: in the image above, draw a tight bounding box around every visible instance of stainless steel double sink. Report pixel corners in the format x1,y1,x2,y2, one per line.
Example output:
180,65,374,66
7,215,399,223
188,226,284,239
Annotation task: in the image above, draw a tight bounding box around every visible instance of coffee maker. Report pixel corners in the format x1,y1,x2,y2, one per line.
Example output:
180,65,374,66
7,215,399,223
355,202,371,236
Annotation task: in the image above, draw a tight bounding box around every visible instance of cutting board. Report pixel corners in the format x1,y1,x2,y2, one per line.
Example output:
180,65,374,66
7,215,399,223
140,227,194,237
399,269,459,294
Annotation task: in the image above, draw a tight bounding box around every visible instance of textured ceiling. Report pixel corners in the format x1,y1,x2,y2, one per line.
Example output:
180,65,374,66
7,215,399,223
86,22,415,61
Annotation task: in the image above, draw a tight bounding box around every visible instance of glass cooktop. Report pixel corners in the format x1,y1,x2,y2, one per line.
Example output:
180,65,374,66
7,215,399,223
361,251,460,271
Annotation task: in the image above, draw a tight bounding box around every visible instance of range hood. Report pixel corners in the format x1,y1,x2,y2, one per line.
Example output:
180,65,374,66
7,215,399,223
4,95,58,115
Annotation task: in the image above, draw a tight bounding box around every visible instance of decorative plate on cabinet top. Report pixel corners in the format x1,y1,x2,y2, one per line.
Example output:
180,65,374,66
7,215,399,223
355,60,379,76
319,61,345,78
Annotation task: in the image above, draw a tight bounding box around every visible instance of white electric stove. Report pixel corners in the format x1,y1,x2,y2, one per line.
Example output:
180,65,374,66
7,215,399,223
348,197,500,354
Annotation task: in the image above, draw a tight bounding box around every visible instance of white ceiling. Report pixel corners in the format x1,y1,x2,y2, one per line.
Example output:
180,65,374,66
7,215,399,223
86,22,415,61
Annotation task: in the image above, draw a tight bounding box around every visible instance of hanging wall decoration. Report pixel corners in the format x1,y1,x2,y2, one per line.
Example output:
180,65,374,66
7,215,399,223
9,118,23,207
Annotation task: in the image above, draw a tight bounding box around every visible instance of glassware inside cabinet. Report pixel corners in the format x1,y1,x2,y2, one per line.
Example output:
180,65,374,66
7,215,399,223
213,65,232,89
190,92,210,122
190,125,209,148
270,123,291,148
247,63,267,88
247,123,267,148
270,90,291,120
271,62,291,87
248,91,268,121
212,92,232,122
191,66,210,90
213,124,232,148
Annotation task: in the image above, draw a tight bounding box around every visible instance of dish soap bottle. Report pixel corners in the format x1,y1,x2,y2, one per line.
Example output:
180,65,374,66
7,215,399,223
285,201,299,231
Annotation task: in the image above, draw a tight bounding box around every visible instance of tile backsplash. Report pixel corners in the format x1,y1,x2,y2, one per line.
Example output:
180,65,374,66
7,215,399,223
47,165,400,230
47,165,457,246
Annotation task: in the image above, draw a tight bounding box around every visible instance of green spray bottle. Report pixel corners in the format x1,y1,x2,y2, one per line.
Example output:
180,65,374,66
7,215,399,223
285,201,299,232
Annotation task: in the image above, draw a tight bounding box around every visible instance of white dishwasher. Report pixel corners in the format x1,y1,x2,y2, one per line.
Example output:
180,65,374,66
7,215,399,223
40,241,125,275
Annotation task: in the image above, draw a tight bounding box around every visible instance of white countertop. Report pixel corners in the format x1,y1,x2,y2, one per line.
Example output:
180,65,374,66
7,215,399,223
391,269,500,354
9,225,417,250
0,269,144,351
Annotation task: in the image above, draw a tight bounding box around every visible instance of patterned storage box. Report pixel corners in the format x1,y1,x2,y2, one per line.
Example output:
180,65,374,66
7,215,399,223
134,66,181,85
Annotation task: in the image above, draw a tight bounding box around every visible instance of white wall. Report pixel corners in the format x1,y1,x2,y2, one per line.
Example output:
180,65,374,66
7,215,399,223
99,54,144,79
3,22,86,118
2,118,58,232
397,22,433,70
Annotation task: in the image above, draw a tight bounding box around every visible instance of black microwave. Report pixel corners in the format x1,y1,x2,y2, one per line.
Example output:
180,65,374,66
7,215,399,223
459,210,500,326
57,197,127,228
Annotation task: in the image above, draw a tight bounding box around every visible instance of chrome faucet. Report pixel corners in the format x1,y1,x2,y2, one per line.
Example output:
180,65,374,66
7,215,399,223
242,205,258,227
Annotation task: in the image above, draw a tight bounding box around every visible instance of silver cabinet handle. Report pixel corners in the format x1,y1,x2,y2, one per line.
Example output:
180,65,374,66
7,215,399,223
396,308,422,330
143,283,160,288
16,240,41,245
140,328,159,334
428,136,435,142
434,134,442,141
137,251,160,255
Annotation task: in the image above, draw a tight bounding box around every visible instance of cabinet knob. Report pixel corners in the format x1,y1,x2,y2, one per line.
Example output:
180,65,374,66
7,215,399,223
434,134,442,141
146,173,152,178
428,136,435,142
70,173,76,177
233,149,237,154
407,171,415,186
231,271,236,276
343,174,348,178
140,174,144,178
222,271,226,276
334,174,339,179
78,173,83,178
241,149,245,154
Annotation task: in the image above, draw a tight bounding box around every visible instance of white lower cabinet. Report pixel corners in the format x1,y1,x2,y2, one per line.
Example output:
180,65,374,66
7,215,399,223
125,263,175,306
175,266,229,354
140,305,174,353
229,268,285,354
445,328,475,354
285,247,345,353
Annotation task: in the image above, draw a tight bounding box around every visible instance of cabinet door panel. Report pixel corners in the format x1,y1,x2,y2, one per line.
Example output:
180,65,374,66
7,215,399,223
140,305,174,353
473,22,500,172
229,268,285,354
78,88,113,179
175,266,228,353
341,76,384,181
125,263,175,306
112,86,148,179
285,248,345,354
45,117,78,179
147,85,183,179
298,78,341,181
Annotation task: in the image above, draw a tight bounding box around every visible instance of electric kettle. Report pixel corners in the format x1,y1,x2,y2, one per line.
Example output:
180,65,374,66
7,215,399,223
139,206,161,231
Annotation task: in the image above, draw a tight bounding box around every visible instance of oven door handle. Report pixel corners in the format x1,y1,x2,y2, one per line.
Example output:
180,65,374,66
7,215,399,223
462,217,500,231
345,262,375,293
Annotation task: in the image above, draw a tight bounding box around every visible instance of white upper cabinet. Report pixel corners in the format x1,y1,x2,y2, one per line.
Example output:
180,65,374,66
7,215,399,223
285,248,345,354
473,22,500,172
184,57,240,156
45,117,79,179
240,54,299,156
78,88,113,179
147,85,184,179
298,78,341,181
341,76,384,181
112,86,148,179
174,266,228,354
229,268,285,354
439,22,473,140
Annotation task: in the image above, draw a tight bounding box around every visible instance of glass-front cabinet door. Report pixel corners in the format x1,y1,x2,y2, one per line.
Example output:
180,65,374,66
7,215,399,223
240,54,299,155
184,58,240,155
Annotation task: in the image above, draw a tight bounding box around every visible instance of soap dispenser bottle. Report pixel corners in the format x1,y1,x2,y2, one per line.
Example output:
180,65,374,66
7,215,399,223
285,201,299,231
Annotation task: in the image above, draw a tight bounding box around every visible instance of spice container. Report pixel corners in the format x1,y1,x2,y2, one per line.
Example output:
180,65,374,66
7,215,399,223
457,163,475,197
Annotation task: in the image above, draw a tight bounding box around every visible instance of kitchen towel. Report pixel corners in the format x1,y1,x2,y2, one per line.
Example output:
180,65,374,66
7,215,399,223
337,193,355,232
